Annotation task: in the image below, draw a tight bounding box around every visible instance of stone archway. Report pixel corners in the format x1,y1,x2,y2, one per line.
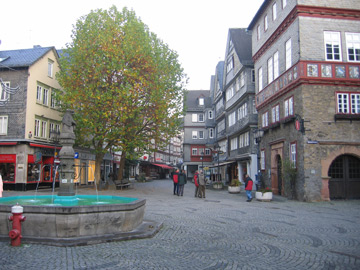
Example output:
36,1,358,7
320,146,360,201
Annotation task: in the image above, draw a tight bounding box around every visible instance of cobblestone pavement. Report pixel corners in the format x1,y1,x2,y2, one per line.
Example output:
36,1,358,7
1,179,360,270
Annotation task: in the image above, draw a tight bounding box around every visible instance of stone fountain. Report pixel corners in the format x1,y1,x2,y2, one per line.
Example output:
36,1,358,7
0,110,161,246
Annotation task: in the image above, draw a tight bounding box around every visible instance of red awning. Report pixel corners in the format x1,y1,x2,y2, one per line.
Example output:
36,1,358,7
30,143,61,149
153,163,174,170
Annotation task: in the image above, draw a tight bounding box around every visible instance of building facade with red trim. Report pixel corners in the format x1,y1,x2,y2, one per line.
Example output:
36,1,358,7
248,0,360,201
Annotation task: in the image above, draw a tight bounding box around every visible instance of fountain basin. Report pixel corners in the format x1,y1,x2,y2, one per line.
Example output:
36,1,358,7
0,195,160,246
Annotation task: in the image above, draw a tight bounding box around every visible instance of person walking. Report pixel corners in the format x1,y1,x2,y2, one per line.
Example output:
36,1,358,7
172,169,179,195
244,174,253,202
178,170,187,196
193,170,199,198
198,170,206,199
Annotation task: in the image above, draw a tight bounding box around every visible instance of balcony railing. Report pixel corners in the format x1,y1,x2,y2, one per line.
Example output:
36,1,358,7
256,61,360,108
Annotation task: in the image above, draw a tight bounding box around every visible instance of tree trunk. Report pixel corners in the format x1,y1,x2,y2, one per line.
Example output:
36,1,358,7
95,152,105,186
117,151,127,183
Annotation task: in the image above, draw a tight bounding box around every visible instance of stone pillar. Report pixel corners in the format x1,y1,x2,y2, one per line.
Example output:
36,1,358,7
58,110,76,196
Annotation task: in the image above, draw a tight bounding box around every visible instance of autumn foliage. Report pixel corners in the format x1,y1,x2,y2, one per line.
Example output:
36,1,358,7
57,6,186,184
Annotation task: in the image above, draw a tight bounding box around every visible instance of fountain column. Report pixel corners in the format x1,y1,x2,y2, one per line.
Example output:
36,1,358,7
58,110,76,196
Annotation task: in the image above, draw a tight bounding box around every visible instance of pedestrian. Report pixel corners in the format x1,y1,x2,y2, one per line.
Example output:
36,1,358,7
193,170,199,197
198,170,206,199
178,170,187,196
172,169,179,195
244,174,253,202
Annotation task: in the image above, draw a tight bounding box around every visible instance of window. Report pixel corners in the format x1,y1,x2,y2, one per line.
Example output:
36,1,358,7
262,111,269,127
51,91,56,108
198,113,204,122
192,131,198,139
49,123,55,138
274,51,279,79
284,96,294,117
257,25,261,40
337,92,360,114
272,104,280,123
226,85,235,101
208,110,213,119
264,15,268,31
227,56,234,73
43,88,49,106
0,81,10,101
238,103,248,120
324,31,341,61
36,85,42,102
282,0,287,9
0,116,8,135
230,137,238,150
48,60,54,77
253,99,257,114
290,142,297,168
34,119,40,137
205,148,211,155
268,57,273,83
258,67,263,91
251,69,255,83
192,114,198,122
41,121,47,138
272,3,277,20
346,33,360,62
216,100,223,112
240,71,245,88
192,148,198,156
199,131,204,139
286,38,292,70
228,111,236,127
239,134,244,148
199,98,204,106
209,128,214,139
244,132,249,147
260,150,265,170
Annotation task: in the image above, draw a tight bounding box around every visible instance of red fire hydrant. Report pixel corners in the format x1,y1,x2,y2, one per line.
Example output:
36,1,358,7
8,204,26,246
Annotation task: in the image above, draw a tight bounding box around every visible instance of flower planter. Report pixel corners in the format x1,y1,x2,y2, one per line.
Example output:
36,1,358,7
213,183,223,190
228,186,241,194
255,191,273,201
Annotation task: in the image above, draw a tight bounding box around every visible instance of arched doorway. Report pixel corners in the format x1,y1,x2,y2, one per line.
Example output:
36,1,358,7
328,155,360,199
276,155,282,195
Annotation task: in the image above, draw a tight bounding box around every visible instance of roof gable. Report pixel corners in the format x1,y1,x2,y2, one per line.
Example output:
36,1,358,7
228,28,253,66
0,46,55,69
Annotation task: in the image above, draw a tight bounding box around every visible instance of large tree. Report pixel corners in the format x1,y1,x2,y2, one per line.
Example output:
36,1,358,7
57,6,186,185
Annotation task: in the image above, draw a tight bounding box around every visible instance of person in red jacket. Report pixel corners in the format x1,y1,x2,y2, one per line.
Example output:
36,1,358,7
193,171,199,197
244,174,253,202
172,169,179,195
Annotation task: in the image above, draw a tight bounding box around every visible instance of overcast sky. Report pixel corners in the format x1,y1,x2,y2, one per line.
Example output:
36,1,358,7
1,0,263,90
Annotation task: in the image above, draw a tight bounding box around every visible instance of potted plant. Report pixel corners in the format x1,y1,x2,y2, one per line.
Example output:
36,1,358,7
212,181,223,190
228,179,242,193
255,187,273,201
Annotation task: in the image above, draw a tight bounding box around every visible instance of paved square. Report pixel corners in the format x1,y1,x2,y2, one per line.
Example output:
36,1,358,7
1,180,359,270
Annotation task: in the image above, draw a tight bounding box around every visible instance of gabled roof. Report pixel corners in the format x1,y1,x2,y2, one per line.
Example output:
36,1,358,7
248,0,268,30
185,90,210,109
0,46,56,69
216,61,225,91
229,28,253,66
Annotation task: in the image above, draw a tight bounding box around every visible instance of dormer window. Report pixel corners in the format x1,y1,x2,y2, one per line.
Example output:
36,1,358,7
199,97,204,106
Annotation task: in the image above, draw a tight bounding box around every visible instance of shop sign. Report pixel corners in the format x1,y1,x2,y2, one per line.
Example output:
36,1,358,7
34,151,42,164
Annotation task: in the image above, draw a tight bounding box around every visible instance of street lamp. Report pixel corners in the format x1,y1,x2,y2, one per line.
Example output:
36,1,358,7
200,151,204,170
214,143,221,182
253,128,264,190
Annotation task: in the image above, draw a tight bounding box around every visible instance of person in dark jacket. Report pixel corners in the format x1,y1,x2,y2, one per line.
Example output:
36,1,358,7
178,170,187,196
172,170,179,195
244,174,253,202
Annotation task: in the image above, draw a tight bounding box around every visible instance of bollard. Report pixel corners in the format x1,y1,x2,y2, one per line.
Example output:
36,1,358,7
8,204,26,246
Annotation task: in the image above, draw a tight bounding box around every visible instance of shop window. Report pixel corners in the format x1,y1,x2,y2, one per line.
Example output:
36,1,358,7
0,154,16,182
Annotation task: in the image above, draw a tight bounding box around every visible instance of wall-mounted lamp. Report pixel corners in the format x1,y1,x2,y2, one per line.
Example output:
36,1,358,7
28,131,32,139
253,128,264,144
